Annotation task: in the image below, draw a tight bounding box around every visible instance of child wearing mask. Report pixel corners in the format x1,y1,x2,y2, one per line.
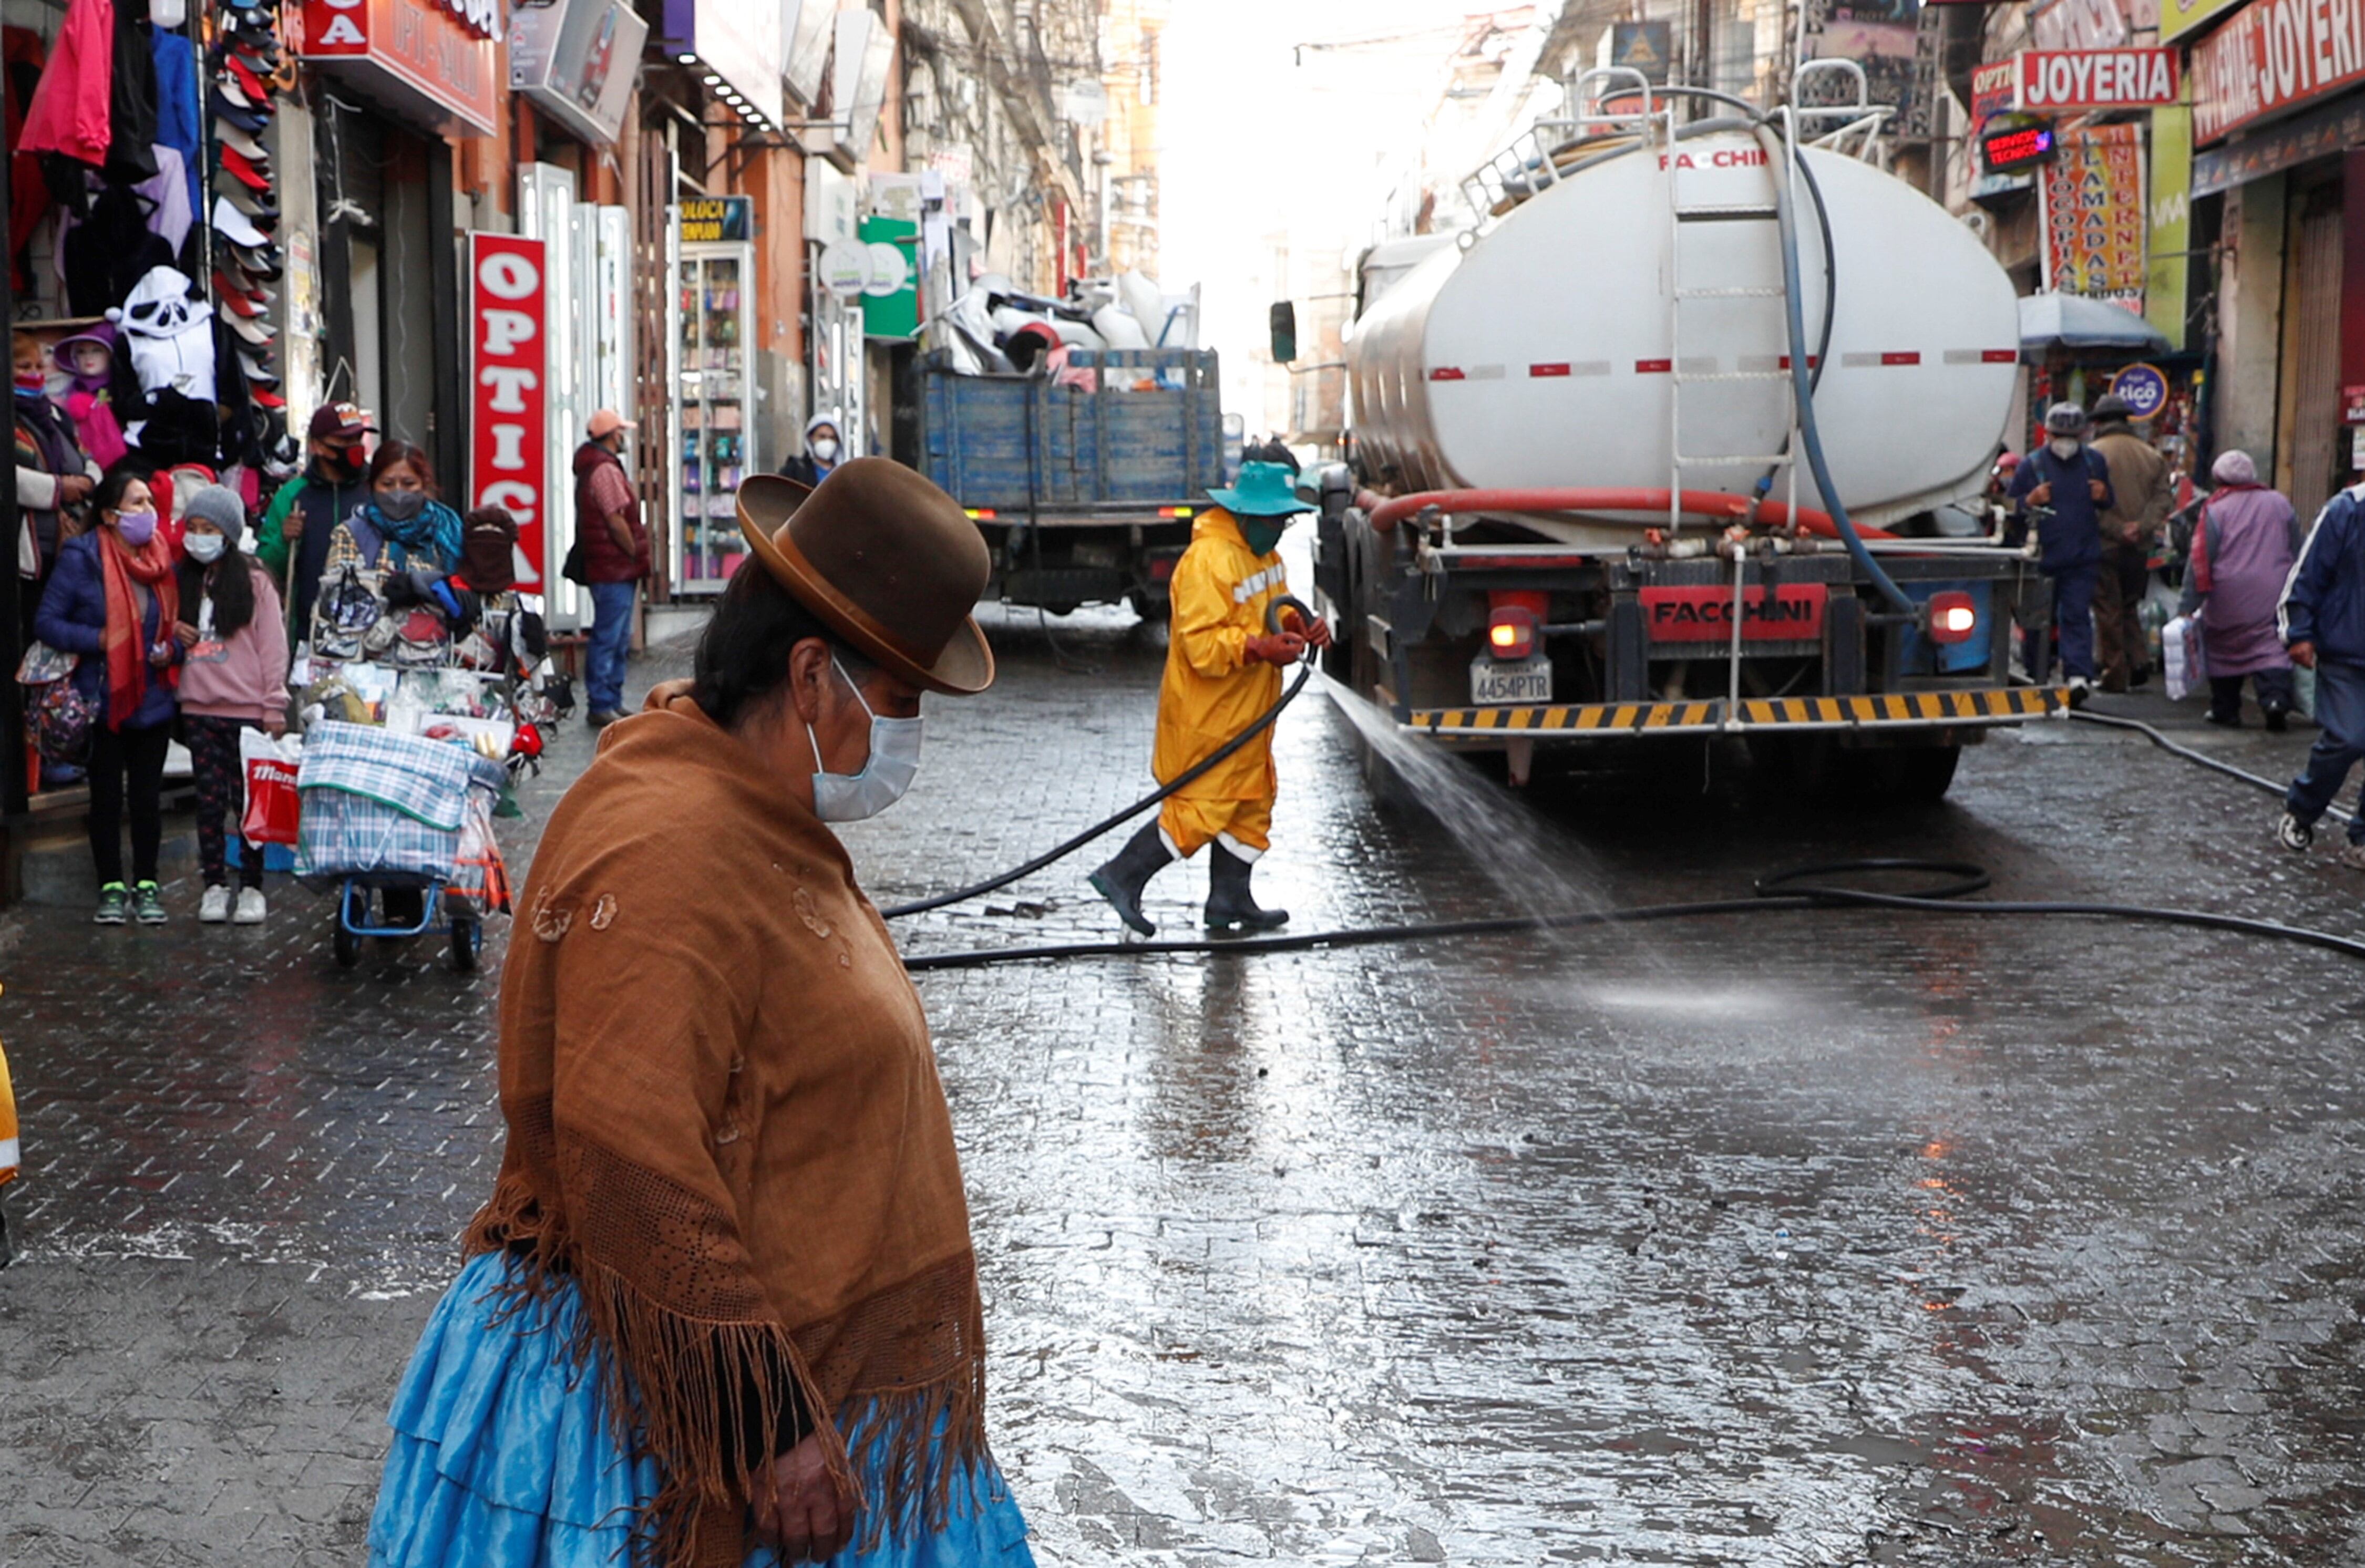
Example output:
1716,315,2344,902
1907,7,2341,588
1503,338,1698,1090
173,484,290,924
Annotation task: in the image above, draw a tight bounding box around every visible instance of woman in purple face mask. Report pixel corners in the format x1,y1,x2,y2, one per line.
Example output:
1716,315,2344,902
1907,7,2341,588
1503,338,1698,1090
13,330,99,651
35,464,183,925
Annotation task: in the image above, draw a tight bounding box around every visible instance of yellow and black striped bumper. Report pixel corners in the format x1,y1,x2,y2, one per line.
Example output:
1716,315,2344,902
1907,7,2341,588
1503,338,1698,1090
1406,686,2066,738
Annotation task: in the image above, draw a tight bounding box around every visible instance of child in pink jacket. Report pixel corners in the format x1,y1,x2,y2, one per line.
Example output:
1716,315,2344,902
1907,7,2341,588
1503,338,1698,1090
172,485,290,924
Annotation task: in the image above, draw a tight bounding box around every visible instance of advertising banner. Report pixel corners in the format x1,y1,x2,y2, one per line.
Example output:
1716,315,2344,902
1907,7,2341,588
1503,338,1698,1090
2193,0,2365,143
510,0,647,146
2016,48,2179,110
657,0,783,126
2029,0,2131,51
2146,105,2192,349
2042,122,2148,308
468,235,550,592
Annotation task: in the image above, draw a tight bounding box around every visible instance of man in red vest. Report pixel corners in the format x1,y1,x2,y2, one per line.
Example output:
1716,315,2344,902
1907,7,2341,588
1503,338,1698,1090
576,408,648,726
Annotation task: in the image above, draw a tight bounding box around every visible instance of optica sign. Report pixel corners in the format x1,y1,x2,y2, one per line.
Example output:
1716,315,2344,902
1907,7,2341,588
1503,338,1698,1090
467,234,549,591
2193,0,2365,143
1640,584,1830,642
2016,48,2179,110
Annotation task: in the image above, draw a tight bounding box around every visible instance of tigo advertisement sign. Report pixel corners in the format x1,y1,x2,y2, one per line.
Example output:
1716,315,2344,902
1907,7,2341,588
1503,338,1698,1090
468,234,549,592
2016,48,2180,110
2193,0,2365,142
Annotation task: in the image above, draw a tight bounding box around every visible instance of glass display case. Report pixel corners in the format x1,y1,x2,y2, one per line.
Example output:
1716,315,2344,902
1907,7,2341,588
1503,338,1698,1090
670,241,757,592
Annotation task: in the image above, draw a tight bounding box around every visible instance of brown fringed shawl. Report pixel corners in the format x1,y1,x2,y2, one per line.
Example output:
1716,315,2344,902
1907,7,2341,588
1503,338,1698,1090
464,698,988,1567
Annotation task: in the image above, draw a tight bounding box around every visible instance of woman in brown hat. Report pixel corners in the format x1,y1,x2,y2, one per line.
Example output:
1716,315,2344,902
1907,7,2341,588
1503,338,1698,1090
366,459,1030,1568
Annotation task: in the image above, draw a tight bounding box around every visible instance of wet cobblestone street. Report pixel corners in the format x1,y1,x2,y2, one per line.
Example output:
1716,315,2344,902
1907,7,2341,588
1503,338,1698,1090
6,605,2365,1565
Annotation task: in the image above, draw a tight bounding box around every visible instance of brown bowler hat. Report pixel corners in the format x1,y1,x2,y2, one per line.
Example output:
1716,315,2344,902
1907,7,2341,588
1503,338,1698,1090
737,460,995,696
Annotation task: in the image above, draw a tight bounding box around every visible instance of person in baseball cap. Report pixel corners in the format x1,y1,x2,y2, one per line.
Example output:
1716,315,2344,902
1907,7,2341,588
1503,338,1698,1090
255,402,377,630
577,409,647,725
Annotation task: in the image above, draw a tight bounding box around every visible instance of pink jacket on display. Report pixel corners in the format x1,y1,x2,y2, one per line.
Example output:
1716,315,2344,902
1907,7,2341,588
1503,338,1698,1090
178,563,292,726
17,0,111,168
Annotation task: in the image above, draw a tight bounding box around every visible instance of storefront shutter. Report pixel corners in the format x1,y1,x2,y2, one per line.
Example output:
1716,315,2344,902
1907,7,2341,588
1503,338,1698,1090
2285,193,2346,523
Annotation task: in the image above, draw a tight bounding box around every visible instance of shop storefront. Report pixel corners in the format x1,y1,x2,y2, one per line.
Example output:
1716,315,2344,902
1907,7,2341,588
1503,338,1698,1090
299,0,501,493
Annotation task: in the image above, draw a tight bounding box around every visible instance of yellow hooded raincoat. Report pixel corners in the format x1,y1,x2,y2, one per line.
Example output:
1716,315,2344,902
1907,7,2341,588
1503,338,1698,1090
1154,507,1290,857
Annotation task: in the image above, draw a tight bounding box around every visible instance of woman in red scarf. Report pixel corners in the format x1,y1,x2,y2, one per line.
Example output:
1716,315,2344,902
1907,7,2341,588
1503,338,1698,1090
35,465,181,924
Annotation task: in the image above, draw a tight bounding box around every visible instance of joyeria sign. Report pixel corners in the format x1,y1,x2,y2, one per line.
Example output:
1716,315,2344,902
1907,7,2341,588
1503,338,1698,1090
468,234,550,591
2014,48,2180,111
301,0,501,135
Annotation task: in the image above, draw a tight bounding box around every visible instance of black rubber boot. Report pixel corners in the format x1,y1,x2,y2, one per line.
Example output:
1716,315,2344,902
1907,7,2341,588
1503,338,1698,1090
1205,843,1288,934
1089,823,1174,937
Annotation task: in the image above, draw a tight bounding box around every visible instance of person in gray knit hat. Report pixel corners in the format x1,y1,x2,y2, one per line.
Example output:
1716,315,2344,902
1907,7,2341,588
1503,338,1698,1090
173,484,292,924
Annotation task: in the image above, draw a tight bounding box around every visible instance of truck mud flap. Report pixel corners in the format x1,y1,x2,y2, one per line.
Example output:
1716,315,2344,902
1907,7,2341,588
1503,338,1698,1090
1406,686,2066,737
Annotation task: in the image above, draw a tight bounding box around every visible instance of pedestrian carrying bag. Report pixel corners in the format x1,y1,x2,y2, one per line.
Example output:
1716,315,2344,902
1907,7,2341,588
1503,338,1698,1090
29,678,95,766
2163,612,2205,702
239,727,304,847
560,535,589,585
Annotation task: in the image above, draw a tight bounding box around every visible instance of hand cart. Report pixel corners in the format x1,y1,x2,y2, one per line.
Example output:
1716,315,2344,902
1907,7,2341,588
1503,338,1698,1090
293,721,513,972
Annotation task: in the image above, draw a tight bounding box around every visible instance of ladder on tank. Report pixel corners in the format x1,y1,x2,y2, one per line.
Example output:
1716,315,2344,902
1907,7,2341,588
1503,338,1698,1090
1570,62,1880,715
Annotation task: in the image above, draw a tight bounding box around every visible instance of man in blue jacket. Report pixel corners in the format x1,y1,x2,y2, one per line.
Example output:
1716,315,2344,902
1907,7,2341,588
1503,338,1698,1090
2277,482,2365,863
2005,402,2114,697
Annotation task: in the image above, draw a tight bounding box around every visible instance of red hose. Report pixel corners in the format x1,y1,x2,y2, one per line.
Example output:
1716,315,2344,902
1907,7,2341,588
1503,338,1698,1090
1361,487,1894,541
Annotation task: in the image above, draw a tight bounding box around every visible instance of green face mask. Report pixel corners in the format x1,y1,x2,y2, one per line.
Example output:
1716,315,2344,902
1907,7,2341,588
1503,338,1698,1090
1239,516,1288,555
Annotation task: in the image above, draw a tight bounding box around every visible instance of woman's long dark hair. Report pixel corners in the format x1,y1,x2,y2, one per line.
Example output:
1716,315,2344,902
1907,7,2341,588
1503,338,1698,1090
691,562,870,729
188,542,256,638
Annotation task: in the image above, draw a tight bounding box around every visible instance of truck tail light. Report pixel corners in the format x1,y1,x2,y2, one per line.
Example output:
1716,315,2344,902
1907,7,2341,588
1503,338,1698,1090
1487,591,1547,661
1927,590,1978,644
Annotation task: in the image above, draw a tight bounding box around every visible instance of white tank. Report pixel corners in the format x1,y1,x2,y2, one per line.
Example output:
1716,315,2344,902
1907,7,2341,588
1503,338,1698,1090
1346,129,2020,543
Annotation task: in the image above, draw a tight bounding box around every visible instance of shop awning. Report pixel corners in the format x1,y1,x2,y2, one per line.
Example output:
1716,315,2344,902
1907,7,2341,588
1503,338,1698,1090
2018,292,2172,355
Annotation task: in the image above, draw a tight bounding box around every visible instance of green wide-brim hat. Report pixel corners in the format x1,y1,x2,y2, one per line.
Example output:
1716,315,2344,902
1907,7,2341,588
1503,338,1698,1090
1209,460,1317,518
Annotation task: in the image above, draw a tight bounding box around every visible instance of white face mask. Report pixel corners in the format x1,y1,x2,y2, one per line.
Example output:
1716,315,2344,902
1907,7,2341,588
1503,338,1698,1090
184,532,227,564
806,657,921,822
810,437,840,463
2048,437,2080,459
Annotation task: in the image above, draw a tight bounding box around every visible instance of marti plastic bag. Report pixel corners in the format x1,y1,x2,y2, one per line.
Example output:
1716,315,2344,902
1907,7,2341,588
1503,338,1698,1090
239,727,304,847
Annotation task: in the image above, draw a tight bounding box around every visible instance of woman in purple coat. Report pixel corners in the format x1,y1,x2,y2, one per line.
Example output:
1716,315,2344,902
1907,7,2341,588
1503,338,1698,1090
2180,449,2303,730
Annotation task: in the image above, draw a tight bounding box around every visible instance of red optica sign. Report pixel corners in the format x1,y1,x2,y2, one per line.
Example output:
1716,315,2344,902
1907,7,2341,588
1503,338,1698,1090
2194,0,2365,142
467,233,548,591
1639,584,1830,642
2015,48,2180,110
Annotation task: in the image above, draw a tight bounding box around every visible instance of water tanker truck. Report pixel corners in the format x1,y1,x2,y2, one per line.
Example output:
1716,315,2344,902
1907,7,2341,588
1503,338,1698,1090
1291,73,2061,799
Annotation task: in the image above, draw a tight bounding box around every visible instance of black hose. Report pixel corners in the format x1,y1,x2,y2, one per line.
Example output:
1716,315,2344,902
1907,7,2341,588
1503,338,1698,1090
900,855,2365,971
880,663,1316,917
2069,708,2352,825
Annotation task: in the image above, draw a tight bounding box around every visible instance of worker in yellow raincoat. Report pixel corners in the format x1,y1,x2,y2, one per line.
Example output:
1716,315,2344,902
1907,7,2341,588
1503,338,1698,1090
1091,450,1329,935
1,1021,17,1268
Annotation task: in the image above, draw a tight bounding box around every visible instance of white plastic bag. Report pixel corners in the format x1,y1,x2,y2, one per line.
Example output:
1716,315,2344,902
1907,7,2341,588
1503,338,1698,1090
2163,613,2206,702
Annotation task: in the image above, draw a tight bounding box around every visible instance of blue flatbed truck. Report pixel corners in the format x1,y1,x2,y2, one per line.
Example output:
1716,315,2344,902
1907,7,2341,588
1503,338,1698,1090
916,347,1227,617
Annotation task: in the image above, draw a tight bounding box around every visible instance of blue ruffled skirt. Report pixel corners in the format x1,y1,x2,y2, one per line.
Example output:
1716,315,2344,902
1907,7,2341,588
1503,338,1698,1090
368,1251,1034,1568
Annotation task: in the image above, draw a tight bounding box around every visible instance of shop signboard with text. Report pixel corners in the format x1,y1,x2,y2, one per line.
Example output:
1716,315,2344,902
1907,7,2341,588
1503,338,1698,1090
299,0,500,136
2016,48,2179,111
468,234,550,593
2042,122,2147,308
2194,0,2365,142
1971,60,2018,126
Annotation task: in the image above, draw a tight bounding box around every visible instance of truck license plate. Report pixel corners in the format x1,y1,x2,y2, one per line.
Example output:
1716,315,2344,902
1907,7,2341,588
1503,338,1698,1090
1469,654,1551,706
